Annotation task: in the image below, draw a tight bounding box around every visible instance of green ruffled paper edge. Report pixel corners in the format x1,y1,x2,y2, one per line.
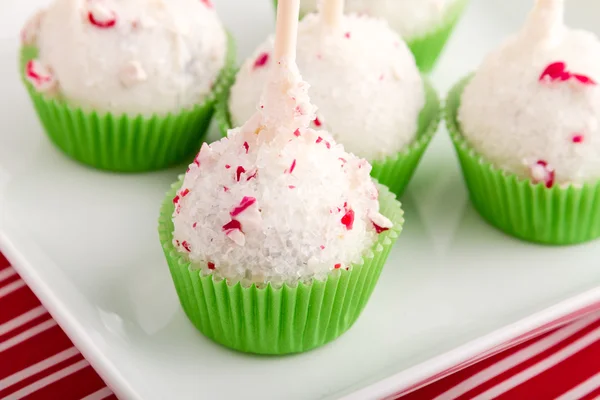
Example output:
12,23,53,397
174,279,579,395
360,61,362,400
446,76,600,245
158,177,404,355
215,78,440,199
19,35,237,173
270,0,469,73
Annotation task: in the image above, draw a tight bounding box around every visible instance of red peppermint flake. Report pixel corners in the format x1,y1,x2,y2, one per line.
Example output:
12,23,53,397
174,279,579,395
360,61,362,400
87,9,117,29
243,142,249,154
180,188,190,198
175,240,180,247
287,159,297,174
289,185,296,189
341,209,355,230
181,241,191,252
313,117,323,127
26,60,52,86
334,263,342,269
530,160,556,188
225,164,231,169
372,222,389,234
193,222,197,228
172,195,180,205
222,219,242,232
236,166,246,182
207,262,216,270
201,0,214,8
223,186,230,192
339,158,347,164
320,245,325,250
539,62,596,86
344,32,351,39
574,74,596,85
315,136,331,149
246,170,258,181
572,134,584,143
253,52,270,69
230,196,257,217
293,129,301,137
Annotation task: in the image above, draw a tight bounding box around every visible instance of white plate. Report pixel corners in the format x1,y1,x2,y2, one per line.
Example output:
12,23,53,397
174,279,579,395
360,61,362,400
2,1,600,399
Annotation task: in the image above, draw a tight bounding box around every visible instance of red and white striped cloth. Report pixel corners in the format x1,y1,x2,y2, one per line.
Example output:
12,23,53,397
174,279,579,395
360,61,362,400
1,252,599,400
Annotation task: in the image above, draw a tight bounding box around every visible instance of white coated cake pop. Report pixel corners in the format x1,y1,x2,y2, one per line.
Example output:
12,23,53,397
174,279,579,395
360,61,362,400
458,0,600,188
299,0,456,40
228,11,424,161
172,56,392,285
22,0,227,116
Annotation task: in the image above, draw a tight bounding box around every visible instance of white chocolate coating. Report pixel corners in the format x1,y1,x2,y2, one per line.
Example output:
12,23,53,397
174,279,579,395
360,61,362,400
173,60,392,285
229,13,424,162
299,0,455,40
24,0,227,116
459,0,600,187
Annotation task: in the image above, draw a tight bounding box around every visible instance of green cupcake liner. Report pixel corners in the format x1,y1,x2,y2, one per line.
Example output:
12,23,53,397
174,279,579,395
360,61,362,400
158,178,404,355
215,78,440,199
20,36,236,173
446,76,600,245
271,0,468,73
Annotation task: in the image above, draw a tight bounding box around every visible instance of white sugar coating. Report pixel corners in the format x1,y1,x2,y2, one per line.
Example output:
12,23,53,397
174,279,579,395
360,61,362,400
172,60,392,285
228,13,424,162
28,0,227,116
299,0,457,40
459,0,600,186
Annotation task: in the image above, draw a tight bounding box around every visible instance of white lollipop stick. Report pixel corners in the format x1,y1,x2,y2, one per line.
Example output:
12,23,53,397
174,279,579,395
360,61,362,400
524,0,565,42
274,0,301,62
320,0,344,29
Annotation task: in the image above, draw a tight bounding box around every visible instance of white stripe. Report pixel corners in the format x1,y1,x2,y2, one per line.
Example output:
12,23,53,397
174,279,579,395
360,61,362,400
0,347,80,390
0,319,57,353
0,268,16,284
435,314,600,400
472,325,600,400
0,280,26,298
3,359,89,400
555,372,600,400
80,387,113,400
0,306,47,336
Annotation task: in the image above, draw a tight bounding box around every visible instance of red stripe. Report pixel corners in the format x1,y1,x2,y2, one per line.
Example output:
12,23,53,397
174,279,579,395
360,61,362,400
0,312,50,343
0,284,44,324
0,323,73,379
23,365,109,400
455,317,600,399
580,384,600,400
497,336,600,399
0,353,84,398
0,253,9,268
398,326,565,400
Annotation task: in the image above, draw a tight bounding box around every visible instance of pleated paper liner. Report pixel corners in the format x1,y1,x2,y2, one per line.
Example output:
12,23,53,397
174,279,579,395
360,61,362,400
270,0,469,73
215,78,440,199
158,177,404,355
19,36,236,173
446,76,600,245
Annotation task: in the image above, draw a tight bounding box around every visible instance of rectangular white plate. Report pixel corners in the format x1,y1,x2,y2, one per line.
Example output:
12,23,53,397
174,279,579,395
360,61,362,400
2,1,600,399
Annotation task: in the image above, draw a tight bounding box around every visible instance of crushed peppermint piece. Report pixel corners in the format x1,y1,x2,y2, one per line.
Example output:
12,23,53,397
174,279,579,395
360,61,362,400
193,222,197,228
293,129,301,137
253,52,270,69
289,185,296,189
223,219,242,232
201,0,214,8
539,62,596,86
313,116,323,127
225,164,231,169
87,4,117,29
572,134,584,143
207,262,215,270
231,196,257,217
334,263,342,269
344,32,351,39
246,169,258,181
236,166,246,181
25,60,56,92
181,241,191,252
341,208,355,230
243,142,249,153
529,160,556,188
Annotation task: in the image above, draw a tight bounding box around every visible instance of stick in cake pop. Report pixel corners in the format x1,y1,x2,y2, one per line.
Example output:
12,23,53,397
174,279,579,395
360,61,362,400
522,0,565,45
274,0,301,62
320,0,344,30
